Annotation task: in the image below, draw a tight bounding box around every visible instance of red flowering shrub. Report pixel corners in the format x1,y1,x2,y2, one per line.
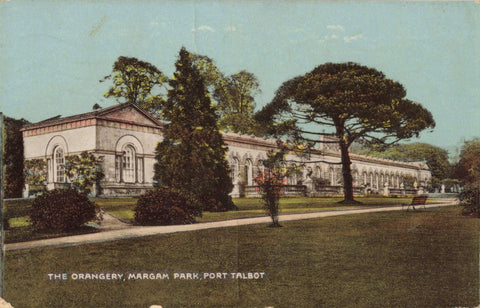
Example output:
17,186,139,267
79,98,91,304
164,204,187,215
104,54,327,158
134,188,202,226
30,189,97,231
255,170,285,227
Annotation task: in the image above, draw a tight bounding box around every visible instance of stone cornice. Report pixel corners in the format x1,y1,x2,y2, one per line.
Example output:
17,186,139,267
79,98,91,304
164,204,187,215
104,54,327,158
223,132,429,171
22,117,163,137
22,102,163,136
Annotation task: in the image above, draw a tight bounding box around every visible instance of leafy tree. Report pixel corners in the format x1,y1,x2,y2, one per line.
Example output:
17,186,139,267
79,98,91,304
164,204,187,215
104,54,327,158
256,62,435,203
354,143,451,183
64,152,104,195
255,150,286,227
190,53,224,92
100,56,168,116
214,71,261,134
453,138,480,184
459,185,480,217
4,116,29,198
24,159,47,196
154,47,235,212
190,54,262,135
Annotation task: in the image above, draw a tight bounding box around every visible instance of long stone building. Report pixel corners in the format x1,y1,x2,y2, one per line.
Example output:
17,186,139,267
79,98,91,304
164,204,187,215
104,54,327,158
22,102,431,197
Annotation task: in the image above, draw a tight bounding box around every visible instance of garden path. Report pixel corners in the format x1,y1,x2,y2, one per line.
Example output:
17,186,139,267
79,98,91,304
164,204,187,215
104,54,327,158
5,200,458,252
96,211,132,231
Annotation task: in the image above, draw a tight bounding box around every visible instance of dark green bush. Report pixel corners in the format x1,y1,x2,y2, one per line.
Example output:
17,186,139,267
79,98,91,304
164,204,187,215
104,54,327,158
134,187,202,226
459,184,480,217
199,194,236,212
30,189,97,231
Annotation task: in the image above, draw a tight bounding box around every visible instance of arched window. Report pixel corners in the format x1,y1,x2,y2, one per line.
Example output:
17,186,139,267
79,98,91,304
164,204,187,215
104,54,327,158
122,145,136,183
115,142,144,184
329,167,335,185
244,159,253,186
230,158,240,182
53,146,65,183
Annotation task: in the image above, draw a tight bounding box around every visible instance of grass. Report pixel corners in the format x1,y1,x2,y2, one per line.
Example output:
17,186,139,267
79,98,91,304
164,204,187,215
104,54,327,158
92,197,138,221
3,196,438,243
4,206,478,307
96,196,419,223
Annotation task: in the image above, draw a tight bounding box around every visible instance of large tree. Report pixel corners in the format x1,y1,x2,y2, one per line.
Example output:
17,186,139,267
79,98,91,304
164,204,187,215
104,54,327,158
256,62,435,203
190,54,261,135
354,143,451,183
154,48,235,211
214,71,260,135
4,116,29,198
453,138,480,184
100,56,168,116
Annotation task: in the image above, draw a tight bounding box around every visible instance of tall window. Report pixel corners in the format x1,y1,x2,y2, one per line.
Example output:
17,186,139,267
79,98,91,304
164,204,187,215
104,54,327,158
230,158,240,182
244,159,253,185
53,146,65,183
137,157,144,184
122,145,136,183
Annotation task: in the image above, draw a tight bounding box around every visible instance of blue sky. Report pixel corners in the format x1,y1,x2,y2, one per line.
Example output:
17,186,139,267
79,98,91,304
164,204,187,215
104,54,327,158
1,1,479,155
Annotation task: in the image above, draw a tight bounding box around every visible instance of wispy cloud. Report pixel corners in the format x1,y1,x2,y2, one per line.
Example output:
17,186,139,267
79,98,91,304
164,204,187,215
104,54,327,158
192,25,215,32
344,33,363,43
326,25,345,32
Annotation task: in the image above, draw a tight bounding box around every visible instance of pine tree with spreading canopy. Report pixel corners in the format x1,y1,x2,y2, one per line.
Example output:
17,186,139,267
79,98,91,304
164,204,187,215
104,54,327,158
154,48,235,211
256,62,435,203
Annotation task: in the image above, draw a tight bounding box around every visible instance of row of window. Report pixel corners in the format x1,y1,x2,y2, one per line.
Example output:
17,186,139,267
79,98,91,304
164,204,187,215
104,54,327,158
230,158,424,188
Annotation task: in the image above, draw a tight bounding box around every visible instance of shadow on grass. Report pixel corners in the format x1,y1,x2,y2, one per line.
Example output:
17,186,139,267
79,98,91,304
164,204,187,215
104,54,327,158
5,225,99,244
337,199,363,205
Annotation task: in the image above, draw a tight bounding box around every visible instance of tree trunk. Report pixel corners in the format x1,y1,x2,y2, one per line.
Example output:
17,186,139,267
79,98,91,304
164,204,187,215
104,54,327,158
336,123,357,204
339,138,355,202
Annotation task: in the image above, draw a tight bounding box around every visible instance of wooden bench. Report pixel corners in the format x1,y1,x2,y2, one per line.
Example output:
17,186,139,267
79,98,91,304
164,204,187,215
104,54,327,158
402,195,428,211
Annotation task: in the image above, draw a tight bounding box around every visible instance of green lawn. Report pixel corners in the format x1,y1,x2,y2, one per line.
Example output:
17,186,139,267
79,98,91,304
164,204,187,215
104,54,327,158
92,197,138,221
3,196,438,243
5,206,478,308
96,196,419,223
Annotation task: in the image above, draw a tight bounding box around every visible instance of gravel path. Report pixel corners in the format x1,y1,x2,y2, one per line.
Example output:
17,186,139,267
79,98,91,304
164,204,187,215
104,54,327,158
5,200,458,252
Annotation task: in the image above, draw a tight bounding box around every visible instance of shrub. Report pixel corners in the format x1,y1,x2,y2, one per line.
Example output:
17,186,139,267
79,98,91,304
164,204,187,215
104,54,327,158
65,152,104,195
255,170,284,227
199,194,237,212
134,187,202,226
30,189,97,231
459,184,480,217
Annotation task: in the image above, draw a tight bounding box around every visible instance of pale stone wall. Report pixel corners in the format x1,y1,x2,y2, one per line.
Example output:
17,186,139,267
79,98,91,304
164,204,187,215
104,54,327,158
24,126,96,159
22,106,431,197
23,120,163,196
223,133,431,197
96,124,162,187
